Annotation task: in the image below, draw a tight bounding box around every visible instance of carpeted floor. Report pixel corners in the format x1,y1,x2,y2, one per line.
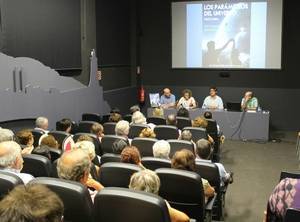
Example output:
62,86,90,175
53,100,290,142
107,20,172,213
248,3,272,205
219,131,299,222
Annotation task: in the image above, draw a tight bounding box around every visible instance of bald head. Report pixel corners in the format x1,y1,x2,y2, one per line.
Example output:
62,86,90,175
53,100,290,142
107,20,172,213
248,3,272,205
57,149,91,183
0,141,23,170
163,88,171,97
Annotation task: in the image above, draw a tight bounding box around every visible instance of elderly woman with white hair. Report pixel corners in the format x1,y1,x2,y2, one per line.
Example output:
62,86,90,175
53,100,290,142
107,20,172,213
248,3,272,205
131,111,155,129
129,170,189,222
115,120,131,144
152,140,171,159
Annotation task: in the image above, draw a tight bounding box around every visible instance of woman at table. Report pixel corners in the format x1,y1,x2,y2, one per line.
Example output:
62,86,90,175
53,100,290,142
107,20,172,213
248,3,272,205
177,89,197,109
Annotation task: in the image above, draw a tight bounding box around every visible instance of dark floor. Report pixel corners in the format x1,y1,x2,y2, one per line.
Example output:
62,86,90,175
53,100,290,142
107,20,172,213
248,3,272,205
219,131,299,222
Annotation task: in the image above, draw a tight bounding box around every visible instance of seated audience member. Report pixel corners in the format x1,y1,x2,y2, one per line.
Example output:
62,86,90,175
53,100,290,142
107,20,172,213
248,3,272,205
112,139,128,154
166,114,177,126
0,128,15,142
115,120,131,143
267,178,300,221
76,134,93,143
160,88,176,109
171,149,215,202
203,111,225,143
0,184,64,222
91,122,104,141
110,107,121,114
40,135,59,149
57,149,104,201
16,129,34,155
57,118,72,133
195,139,233,186
129,170,190,222
35,116,49,133
75,141,99,179
152,107,164,118
109,113,122,123
241,91,259,111
192,116,214,144
177,107,190,118
0,141,34,184
152,140,171,159
120,146,145,169
179,130,196,149
131,111,147,125
202,87,224,110
130,105,140,115
32,144,52,160
139,128,156,138
177,89,197,109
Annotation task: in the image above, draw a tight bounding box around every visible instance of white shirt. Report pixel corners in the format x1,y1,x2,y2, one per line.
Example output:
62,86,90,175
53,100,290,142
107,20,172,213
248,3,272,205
202,96,224,110
0,168,34,184
177,97,196,109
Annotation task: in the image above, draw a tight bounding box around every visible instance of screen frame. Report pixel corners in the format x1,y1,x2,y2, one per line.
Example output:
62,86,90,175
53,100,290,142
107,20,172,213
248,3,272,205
170,0,285,71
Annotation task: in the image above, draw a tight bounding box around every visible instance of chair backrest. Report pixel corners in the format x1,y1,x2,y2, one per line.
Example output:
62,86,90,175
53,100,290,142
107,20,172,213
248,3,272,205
82,113,102,123
183,127,208,142
73,133,103,156
284,208,300,222
176,117,192,130
0,171,24,199
103,122,117,135
155,168,205,221
77,121,98,133
48,147,62,162
94,187,171,222
99,162,141,188
131,137,158,157
123,114,132,123
48,131,71,150
31,129,45,148
280,171,300,181
147,117,166,125
101,135,128,154
30,177,94,222
154,125,179,140
101,153,121,165
167,139,195,157
21,154,52,177
129,124,149,139
141,157,171,171
206,119,218,135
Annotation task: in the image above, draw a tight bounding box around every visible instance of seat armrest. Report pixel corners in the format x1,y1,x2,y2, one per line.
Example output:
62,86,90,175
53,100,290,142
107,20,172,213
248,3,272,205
205,194,216,211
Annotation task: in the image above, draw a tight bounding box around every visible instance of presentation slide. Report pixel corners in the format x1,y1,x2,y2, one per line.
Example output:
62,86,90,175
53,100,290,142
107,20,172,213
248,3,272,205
172,0,283,69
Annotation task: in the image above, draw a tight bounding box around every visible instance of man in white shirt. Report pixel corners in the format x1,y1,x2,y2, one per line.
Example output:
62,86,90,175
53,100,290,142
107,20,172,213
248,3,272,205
0,141,34,184
202,87,224,110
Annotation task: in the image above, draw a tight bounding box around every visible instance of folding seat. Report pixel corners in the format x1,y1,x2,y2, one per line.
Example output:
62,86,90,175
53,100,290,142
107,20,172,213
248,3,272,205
0,171,23,200
99,162,141,188
31,129,45,148
167,139,195,157
78,121,98,133
128,124,148,138
100,153,121,165
154,125,179,140
123,114,132,123
103,122,117,135
21,154,52,177
183,127,208,142
141,157,171,171
205,119,221,162
156,168,215,222
48,147,62,162
101,135,128,154
176,117,192,130
284,208,300,222
73,133,103,157
31,177,94,222
147,116,166,125
82,113,102,123
48,131,71,150
101,114,111,124
279,171,300,181
94,187,171,222
131,137,158,157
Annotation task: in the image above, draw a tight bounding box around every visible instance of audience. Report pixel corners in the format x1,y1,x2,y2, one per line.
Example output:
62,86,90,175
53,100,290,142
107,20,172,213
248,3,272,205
115,120,131,143
130,105,140,114
192,116,214,144
109,113,122,123
91,122,104,141
171,149,215,202
32,144,52,160
16,129,34,155
35,116,49,133
267,178,300,221
0,128,15,142
139,128,156,138
110,107,121,115
129,170,190,222
166,114,177,126
112,139,128,154
177,107,190,118
203,111,225,143
160,88,176,109
0,141,34,184
57,149,104,201
0,184,64,222
57,118,72,133
152,107,164,118
179,130,196,149
195,139,233,186
40,135,59,149
177,89,197,109
76,134,93,143
120,146,145,169
152,140,171,159
131,111,147,125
